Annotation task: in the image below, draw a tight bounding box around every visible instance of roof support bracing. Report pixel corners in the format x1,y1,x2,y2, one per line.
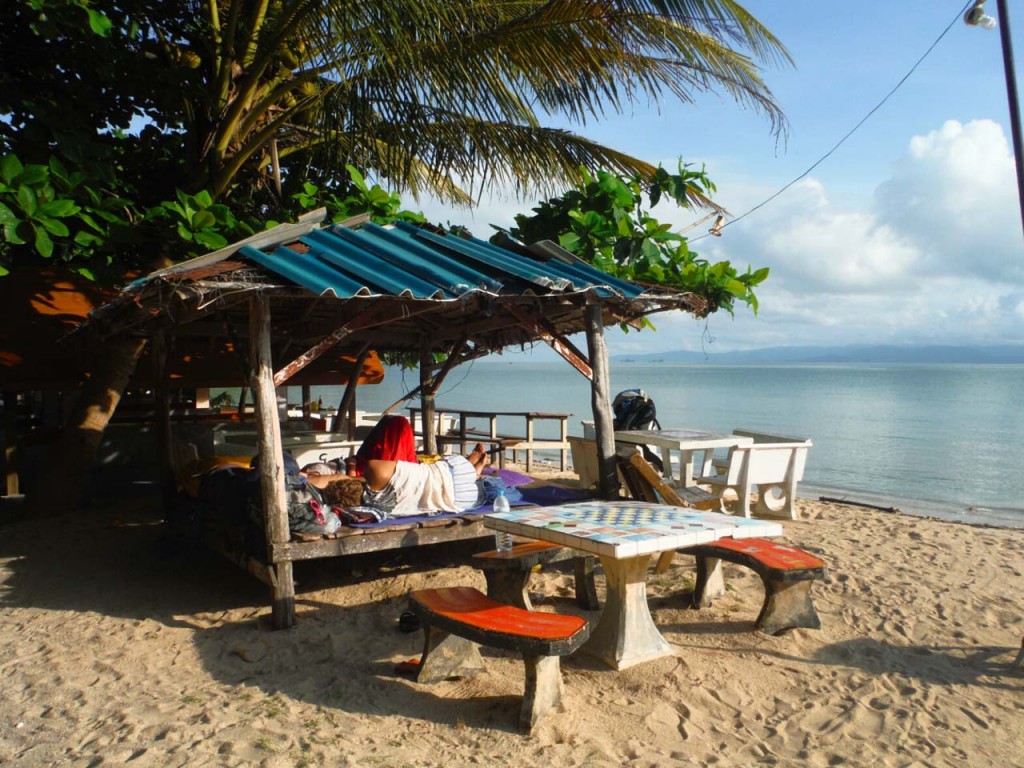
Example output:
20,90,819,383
272,300,438,386
332,342,373,435
507,304,593,379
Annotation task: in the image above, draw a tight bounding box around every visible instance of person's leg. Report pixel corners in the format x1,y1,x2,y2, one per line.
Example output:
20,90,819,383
445,455,486,509
362,459,398,491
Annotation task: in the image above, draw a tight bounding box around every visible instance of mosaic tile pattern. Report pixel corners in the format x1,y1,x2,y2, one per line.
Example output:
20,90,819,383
486,500,784,559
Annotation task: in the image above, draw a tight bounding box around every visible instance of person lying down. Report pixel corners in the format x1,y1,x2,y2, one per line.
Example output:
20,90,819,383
303,415,492,522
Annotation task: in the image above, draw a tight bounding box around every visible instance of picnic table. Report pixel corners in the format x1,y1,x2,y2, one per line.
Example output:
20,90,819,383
485,499,783,669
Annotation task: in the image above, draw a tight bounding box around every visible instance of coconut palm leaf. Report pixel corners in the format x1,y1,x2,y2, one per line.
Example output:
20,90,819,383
176,0,789,202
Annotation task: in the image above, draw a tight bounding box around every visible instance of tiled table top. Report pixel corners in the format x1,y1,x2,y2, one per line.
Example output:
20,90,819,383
486,500,783,559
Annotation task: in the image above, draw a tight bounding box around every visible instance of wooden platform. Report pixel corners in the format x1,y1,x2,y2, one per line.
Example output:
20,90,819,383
173,506,490,588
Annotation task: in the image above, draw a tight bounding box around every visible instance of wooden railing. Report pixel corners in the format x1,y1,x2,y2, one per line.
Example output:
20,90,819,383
407,407,571,472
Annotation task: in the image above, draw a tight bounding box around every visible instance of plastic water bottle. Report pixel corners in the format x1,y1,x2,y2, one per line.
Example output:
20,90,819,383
492,490,513,551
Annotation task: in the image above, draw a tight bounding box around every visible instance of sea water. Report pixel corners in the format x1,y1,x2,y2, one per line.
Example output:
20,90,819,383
292,361,1024,529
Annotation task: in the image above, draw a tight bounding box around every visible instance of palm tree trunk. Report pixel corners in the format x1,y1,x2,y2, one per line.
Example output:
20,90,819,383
27,336,147,517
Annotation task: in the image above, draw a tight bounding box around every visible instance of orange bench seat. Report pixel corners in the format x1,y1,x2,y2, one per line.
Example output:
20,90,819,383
407,587,590,733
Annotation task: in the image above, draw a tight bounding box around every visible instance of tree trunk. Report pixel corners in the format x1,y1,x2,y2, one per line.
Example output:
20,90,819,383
27,335,147,516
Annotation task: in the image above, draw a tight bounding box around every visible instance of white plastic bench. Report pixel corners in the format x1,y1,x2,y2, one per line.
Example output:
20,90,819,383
697,432,812,520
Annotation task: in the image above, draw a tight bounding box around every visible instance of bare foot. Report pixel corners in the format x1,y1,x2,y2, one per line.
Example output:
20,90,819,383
467,442,487,465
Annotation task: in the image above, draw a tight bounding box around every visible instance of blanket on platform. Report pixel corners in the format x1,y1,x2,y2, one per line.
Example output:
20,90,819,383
342,481,593,529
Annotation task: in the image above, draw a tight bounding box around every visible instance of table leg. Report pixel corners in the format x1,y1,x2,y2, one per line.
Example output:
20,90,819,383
678,450,699,487
582,554,674,670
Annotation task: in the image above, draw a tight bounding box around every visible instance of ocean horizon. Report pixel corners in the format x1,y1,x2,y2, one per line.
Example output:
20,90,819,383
280,360,1024,530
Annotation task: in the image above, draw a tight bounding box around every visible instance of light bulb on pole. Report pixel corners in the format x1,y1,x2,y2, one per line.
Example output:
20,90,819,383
965,0,1024,241
965,0,997,29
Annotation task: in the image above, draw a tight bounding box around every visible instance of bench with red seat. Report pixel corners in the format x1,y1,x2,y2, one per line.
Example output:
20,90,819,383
407,586,590,733
685,537,826,635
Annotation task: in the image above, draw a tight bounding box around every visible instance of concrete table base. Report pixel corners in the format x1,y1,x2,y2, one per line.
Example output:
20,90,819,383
583,554,673,669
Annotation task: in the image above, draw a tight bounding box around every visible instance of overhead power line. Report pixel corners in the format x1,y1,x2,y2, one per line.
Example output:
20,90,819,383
689,2,974,244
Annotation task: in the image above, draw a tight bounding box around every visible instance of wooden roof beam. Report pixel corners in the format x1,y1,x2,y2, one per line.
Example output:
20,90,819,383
507,304,593,380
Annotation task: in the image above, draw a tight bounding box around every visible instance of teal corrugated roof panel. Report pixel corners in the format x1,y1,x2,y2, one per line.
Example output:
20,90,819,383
301,229,445,298
240,244,372,297
458,233,641,299
348,223,504,295
533,256,643,299
398,223,574,293
241,222,650,302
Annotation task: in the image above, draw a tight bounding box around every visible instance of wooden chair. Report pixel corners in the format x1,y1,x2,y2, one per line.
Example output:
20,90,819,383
568,435,600,490
615,450,720,510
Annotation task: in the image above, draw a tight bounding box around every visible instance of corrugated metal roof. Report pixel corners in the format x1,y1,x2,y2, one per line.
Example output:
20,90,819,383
238,221,642,302
77,217,705,366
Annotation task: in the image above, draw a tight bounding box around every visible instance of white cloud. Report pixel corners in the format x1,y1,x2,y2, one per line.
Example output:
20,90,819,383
874,119,1023,282
677,119,1024,351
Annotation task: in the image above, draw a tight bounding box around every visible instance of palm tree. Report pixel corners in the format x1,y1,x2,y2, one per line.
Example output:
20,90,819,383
163,0,789,205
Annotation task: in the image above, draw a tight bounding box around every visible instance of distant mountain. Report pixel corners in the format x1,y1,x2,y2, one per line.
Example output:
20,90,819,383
612,344,1024,364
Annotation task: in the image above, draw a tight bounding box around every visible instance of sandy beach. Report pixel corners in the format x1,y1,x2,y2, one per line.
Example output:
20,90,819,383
1,473,1022,767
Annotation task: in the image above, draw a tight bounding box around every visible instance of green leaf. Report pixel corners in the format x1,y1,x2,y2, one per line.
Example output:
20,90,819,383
194,230,228,249
19,165,49,185
191,210,216,229
640,237,660,260
748,267,770,285
86,8,113,36
77,213,104,233
40,218,70,237
39,199,79,218
4,222,26,244
74,231,103,247
0,202,19,225
176,222,193,241
0,155,23,184
724,277,748,296
34,224,54,257
193,190,213,209
558,231,581,252
16,185,37,215
346,165,368,192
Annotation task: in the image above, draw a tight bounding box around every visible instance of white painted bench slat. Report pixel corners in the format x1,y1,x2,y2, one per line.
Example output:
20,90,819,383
696,431,812,520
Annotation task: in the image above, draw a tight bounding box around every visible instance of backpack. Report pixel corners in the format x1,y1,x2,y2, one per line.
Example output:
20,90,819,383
248,458,342,536
613,389,661,431
612,389,664,472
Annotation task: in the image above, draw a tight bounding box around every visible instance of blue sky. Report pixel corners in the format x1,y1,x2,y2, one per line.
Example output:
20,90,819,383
415,1,1024,356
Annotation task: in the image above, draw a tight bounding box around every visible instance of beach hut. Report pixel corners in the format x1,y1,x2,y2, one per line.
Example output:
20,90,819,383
75,210,707,627
0,266,384,497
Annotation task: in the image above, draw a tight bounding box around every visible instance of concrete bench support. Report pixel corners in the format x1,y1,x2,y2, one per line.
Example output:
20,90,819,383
472,541,600,611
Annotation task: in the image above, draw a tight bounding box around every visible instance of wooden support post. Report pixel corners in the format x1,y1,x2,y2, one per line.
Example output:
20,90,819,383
420,345,437,455
584,303,619,499
559,415,569,471
151,332,177,512
2,391,18,497
250,294,295,629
